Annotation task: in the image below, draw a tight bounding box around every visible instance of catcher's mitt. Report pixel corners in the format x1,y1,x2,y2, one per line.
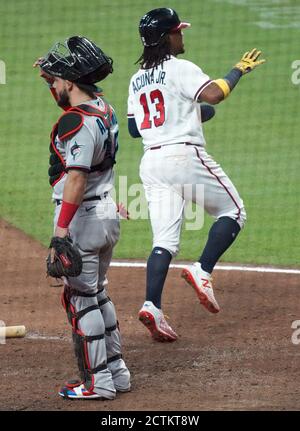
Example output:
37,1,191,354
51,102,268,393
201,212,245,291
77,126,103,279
46,236,82,278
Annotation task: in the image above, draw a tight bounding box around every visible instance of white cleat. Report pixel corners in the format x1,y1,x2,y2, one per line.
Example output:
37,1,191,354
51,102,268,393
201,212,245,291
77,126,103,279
181,263,220,314
138,301,178,342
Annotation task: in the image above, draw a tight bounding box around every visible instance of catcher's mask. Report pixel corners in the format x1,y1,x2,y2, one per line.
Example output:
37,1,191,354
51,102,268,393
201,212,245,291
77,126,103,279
139,8,191,47
39,36,113,83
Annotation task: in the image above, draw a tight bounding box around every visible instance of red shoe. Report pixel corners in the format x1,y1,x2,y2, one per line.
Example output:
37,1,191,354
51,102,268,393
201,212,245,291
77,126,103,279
181,263,220,313
138,301,178,342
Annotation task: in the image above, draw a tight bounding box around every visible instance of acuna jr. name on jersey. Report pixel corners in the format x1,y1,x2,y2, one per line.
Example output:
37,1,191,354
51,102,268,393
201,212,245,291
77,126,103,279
132,69,166,93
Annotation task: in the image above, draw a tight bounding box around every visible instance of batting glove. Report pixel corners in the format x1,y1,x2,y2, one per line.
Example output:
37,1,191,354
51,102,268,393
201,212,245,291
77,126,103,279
234,48,266,74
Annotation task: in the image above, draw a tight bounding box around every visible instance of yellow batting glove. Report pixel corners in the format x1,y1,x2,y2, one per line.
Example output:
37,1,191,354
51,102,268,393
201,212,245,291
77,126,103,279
235,48,266,74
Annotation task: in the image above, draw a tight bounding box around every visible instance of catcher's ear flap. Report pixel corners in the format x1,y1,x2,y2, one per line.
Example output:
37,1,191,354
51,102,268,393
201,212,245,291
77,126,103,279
58,112,84,141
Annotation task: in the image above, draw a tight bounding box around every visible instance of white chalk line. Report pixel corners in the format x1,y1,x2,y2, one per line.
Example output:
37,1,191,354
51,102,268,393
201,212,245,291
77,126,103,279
26,332,70,341
23,260,299,342
110,261,300,275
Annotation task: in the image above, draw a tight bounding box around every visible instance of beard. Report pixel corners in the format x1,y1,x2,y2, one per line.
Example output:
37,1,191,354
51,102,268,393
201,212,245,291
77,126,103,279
56,89,70,108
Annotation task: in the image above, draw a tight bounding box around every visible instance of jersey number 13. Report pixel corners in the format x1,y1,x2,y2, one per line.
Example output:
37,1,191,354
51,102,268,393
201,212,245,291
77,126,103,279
140,89,165,130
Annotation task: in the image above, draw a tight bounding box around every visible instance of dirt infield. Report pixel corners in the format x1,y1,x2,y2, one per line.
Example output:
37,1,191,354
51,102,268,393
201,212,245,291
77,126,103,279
0,218,300,411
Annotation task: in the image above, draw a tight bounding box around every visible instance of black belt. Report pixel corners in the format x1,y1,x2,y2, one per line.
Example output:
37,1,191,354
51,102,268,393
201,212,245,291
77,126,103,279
149,143,202,150
55,191,108,206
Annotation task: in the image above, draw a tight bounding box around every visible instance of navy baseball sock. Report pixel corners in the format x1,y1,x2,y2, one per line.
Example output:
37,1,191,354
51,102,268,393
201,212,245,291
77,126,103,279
146,247,172,309
199,217,241,274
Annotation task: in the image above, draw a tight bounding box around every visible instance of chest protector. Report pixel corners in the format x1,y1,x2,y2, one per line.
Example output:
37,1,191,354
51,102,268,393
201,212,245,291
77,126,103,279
49,100,117,187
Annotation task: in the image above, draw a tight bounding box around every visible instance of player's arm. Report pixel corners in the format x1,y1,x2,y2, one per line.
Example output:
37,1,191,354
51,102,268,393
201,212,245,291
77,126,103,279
199,48,265,105
200,104,215,122
128,116,141,138
54,169,88,238
127,90,142,137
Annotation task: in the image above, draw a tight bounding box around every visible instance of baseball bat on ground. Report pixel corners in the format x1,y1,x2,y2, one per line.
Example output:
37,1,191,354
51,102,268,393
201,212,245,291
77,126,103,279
0,325,26,338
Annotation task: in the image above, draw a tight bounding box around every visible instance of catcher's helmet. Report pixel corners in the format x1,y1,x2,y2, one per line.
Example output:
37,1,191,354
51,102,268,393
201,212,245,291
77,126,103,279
39,36,113,83
139,8,190,47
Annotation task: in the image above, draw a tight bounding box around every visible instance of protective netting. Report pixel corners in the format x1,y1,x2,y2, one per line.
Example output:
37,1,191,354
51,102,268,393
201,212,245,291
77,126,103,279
0,0,299,266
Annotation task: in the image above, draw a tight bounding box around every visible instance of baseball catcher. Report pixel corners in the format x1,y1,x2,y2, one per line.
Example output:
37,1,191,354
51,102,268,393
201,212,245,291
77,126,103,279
35,36,130,399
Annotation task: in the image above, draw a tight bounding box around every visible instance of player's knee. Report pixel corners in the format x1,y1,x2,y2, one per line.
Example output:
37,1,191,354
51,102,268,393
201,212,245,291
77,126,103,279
153,241,179,257
80,307,105,336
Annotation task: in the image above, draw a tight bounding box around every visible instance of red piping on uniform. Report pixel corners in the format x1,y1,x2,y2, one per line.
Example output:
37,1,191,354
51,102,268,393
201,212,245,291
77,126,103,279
194,147,241,221
50,122,67,187
76,324,95,392
79,329,95,391
79,330,91,369
109,108,114,122
70,106,110,128
90,374,95,393
52,172,66,187
74,102,108,115
194,80,212,101
69,303,92,372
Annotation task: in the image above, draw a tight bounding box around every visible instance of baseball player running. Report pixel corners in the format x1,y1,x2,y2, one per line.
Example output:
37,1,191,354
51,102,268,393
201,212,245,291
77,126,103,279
35,36,130,399
127,8,265,342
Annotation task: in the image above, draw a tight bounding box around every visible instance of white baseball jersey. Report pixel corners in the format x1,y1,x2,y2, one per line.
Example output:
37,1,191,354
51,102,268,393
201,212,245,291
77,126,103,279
53,97,117,201
127,56,212,150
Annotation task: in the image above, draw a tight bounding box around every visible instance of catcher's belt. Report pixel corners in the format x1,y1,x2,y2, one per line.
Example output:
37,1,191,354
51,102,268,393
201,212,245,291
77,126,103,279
55,191,109,206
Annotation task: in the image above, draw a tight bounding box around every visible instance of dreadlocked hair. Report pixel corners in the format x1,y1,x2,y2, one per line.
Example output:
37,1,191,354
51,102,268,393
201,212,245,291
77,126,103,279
136,34,172,70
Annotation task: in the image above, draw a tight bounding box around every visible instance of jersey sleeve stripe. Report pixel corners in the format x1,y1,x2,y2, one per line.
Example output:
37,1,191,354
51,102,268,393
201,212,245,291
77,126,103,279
65,166,91,173
127,113,135,118
194,79,212,101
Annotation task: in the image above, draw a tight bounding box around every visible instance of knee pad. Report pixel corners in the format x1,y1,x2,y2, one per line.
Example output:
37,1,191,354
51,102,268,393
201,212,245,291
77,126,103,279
97,288,118,329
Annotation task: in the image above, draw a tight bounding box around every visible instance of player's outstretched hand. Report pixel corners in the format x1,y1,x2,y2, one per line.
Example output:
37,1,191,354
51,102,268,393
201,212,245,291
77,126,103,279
234,48,266,74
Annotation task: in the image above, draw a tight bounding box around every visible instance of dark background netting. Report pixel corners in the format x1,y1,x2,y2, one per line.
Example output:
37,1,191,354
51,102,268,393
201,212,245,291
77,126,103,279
0,0,299,265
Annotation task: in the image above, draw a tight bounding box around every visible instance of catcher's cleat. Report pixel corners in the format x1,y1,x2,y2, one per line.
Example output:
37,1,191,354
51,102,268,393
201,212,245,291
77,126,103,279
64,378,83,389
59,382,116,400
181,262,220,314
138,301,178,342
65,363,131,393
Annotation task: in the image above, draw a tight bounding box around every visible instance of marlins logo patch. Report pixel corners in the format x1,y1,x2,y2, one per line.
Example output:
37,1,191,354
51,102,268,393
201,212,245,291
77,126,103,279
70,142,82,160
